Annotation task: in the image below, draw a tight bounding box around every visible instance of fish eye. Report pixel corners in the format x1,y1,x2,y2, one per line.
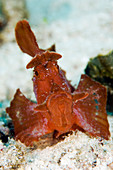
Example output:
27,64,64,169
35,71,38,76
44,63,48,68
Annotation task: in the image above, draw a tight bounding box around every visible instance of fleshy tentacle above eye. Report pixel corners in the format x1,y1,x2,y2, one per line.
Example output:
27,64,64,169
73,74,110,140
6,89,52,146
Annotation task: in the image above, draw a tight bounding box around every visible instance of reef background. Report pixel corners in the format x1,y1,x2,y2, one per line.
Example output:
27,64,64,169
0,0,113,169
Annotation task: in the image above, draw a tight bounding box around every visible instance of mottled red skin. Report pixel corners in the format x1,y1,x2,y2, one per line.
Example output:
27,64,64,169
6,20,110,146
15,20,74,104
32,60,75,104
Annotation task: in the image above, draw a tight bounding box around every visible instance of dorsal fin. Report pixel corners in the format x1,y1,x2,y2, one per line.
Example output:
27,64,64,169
15,20,40,57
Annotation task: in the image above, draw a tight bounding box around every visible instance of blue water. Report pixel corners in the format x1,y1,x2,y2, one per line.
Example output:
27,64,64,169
25,0,71,25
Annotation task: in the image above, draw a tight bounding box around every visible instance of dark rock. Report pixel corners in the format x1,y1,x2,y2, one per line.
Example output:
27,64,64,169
85,51,113,113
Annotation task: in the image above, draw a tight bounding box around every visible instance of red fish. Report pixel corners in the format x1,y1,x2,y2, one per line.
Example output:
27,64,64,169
15,20,74,104
6,20,110,146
